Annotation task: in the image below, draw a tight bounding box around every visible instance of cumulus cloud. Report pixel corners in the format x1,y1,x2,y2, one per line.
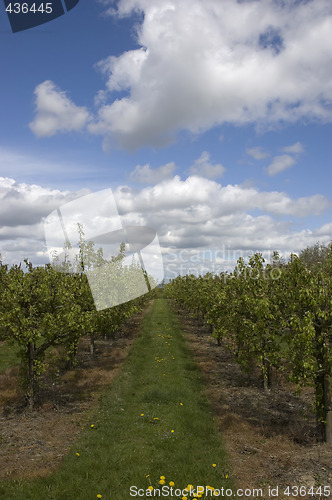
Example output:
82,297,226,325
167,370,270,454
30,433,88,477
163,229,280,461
266,154,296,176
247,141,304,175
112,175,332,276
130,161,176,184
282,141,305,154
0,177,77,227
0,176,89,264
246,147,270,160
189,151,225,179
87,0,332,149
114,176,330,218
29,80,91,137
1,175,330,275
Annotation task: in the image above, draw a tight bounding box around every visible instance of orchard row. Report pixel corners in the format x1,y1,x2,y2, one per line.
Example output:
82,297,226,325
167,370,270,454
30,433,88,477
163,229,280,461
0,236,155,408
164,244,332,443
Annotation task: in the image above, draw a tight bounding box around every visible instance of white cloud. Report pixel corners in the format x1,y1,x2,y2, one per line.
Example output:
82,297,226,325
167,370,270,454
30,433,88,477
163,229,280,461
0,176,89,264
1,175,330,275
282,141,305,154
189,151,225,179
29,81,91,137
114,176,330,218
0,176,74,227
130,161,176,184
316,222,332,235
87,0,332,149
246,147,270,160
112,175,332,276
95,48,148,92
247,141,304,175
266,154,296,176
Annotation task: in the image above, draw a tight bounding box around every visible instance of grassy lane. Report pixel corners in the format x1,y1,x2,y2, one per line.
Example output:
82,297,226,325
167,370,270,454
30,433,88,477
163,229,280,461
0,298,234,499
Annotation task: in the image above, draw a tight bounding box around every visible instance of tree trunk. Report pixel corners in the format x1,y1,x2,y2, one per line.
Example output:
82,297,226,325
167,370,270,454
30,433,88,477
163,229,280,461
262,357,272,390
324,371,332,444
262,329,272,390
89,334,95,356
315,370,326,441
314,325,331,442
27,342,35,410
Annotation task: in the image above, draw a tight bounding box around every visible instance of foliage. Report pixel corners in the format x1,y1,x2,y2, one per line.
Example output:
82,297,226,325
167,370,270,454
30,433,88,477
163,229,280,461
165,243,332,441
0,234,154,408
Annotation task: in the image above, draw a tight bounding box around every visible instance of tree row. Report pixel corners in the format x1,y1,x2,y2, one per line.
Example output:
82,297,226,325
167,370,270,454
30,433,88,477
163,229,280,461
0,236,155,408
165,244,332,442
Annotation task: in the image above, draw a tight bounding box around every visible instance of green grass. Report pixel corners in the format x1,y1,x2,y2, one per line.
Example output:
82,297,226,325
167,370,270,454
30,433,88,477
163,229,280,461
0,341,21,373
0,298,235,499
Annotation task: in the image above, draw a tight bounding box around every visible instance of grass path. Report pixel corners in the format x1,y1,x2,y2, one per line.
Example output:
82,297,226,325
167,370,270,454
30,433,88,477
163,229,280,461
0,298,234,499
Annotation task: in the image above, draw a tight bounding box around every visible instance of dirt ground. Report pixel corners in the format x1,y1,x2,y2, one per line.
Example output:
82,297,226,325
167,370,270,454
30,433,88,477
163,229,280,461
0,299,331,499
171,302,332,500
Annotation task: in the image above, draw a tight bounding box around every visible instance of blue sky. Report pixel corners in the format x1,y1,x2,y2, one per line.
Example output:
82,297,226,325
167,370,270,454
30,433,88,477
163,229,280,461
0,0,331,279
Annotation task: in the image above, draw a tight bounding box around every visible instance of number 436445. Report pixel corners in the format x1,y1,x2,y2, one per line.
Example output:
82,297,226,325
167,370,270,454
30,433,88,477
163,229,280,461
6,3,53,14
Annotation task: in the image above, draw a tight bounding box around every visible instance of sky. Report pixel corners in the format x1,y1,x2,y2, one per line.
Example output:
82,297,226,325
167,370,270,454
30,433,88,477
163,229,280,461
0,0,331,280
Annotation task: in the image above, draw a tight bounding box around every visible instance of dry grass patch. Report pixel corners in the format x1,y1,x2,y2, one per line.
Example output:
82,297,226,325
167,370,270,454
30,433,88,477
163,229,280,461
0,367,22,407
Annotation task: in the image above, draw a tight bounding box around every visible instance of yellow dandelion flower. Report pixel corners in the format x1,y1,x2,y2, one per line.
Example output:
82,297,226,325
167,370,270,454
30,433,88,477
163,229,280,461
146,474,150,478
140,413,144,416
90,424,95,428
169,481,175,487
212,463,217,467
160,476,165,480
76,452,80,457
182,497,188,500
97,495,102,499
171,429,174,433
225,474,229,479
147,486,153,491
180,402,183,406
159,479,165,485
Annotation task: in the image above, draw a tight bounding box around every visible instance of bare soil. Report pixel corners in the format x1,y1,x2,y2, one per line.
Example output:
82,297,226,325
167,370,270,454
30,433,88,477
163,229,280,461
0,306,147,480
172,302,332,499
